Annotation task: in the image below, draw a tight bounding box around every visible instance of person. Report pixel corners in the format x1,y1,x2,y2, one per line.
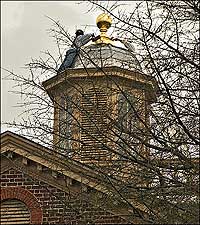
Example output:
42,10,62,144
58,30,100,72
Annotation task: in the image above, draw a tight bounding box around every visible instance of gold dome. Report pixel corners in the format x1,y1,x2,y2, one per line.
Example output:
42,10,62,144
96,13,112,29
95,13,113,44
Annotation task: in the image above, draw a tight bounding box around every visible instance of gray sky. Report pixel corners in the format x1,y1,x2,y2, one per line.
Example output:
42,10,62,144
1,1,103,132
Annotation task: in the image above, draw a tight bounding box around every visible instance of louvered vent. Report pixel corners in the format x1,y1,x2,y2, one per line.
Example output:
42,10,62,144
81,88,109,160
0,199,30,225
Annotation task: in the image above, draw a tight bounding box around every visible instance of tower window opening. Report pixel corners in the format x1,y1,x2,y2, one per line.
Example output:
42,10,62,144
81,88,109,159
117,91,139,158
59,95,73,156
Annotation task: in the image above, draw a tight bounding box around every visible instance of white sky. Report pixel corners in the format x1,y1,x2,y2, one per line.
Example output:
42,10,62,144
1,1,104,132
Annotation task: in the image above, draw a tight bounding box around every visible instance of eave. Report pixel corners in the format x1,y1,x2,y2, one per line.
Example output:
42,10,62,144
42,66,158,102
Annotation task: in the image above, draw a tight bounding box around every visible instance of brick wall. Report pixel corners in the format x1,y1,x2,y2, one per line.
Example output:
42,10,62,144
1,169,130,224
1,186,43,224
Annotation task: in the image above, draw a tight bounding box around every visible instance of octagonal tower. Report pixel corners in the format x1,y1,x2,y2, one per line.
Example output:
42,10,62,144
43,14,157,166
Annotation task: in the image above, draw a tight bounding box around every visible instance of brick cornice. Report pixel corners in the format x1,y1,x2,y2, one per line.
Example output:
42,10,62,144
1,156,74,194
0,132,109,193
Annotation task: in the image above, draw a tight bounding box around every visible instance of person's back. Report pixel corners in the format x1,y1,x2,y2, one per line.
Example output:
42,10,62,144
73,32,94,48
58,30,94,72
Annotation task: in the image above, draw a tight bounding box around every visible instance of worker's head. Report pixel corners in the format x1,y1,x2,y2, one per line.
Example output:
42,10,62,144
75,29,84,36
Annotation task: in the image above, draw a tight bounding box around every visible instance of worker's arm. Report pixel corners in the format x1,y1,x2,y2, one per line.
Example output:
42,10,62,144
75,33,94,47
92,35,101,42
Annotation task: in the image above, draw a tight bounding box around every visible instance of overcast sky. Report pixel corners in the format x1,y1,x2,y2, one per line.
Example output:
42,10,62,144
1,1,105,132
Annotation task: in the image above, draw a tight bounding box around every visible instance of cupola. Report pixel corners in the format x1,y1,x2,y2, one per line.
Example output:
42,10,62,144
42,13,158,166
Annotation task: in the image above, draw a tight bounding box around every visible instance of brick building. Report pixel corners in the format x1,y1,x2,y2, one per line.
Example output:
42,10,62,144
1,14,157,224
1,131,143,224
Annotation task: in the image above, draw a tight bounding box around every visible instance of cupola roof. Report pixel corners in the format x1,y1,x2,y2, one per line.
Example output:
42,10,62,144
73,43,142,71
70,13,142,72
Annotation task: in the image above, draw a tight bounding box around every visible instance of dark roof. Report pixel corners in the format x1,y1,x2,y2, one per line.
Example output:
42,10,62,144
73,43,142,72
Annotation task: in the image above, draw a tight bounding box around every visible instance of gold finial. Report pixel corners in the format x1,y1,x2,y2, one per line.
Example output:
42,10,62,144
95,13,113,44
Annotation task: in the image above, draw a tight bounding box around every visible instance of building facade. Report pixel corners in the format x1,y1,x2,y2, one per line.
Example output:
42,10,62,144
1,14,157,224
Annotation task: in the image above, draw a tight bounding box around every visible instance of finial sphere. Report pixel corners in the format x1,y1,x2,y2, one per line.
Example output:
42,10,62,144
96,13,112,29
95,13,113,44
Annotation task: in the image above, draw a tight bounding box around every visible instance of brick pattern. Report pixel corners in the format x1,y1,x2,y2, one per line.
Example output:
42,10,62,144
1,187,42,224
1,169,130,224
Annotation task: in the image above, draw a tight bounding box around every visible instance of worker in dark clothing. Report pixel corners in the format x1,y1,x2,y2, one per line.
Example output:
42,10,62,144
58,30,99,72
